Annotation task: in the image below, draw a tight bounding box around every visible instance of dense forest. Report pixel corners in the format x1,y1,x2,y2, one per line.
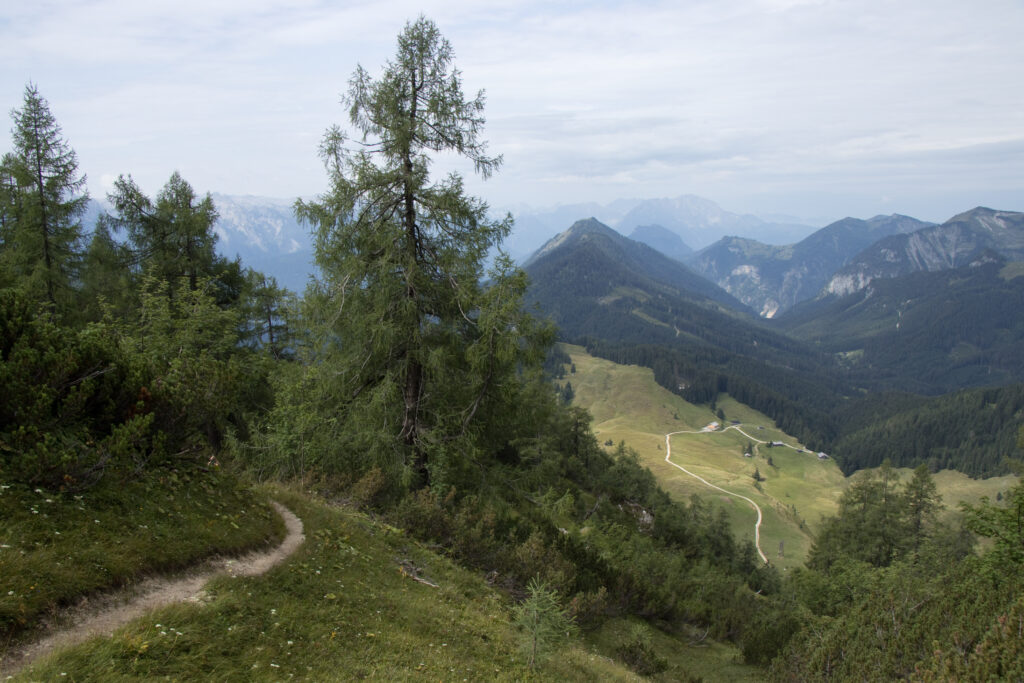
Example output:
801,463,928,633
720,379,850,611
2,17,1024,680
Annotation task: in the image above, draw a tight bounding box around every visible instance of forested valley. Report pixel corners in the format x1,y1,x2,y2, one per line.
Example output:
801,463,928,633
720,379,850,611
2,17,1024,681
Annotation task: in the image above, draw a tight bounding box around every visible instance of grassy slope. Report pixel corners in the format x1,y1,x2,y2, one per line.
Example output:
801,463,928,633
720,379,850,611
0,468,283,645
560,344,1015,570
11,484,762,681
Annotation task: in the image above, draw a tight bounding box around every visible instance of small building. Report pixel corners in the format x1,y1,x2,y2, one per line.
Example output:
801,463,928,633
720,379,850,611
817,452,830,460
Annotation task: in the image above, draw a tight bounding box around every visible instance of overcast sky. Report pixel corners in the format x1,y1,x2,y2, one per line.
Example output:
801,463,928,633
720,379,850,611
2,0,1022,225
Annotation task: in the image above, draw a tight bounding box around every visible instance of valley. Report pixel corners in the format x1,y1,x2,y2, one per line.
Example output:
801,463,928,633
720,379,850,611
558,343,1014,572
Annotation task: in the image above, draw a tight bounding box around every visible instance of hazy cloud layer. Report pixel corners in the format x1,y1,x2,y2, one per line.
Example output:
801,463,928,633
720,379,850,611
2,0,1022,223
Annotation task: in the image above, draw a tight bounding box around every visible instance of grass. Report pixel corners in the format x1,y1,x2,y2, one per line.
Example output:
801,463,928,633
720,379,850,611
11,484,762,681
0,465,282,645
586,617,762,682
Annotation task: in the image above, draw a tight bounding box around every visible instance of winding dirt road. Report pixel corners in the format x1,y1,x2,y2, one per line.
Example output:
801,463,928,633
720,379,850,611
665,430,769,564
0,501,304,678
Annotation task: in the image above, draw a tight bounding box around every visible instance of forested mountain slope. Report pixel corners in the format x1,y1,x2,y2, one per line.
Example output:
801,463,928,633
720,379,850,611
779,256,1024,393
524,219,850,450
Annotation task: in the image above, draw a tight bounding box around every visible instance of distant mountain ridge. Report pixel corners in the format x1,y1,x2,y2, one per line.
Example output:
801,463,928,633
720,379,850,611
506,194,818,261
627,224,693,262
824,207,1024,296
690,214,931,317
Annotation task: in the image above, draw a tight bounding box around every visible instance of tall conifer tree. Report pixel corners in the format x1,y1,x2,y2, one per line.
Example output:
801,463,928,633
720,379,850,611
1,84,88,311
296,17,544,486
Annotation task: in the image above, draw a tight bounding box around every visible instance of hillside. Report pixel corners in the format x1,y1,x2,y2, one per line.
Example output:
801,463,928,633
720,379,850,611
8,485,764,681
779,256,1024,394
824,207,1024,296
556,344,844,571
689,214,930,317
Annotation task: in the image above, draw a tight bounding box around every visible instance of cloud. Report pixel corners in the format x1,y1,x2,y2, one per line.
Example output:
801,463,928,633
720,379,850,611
1,0,1021,217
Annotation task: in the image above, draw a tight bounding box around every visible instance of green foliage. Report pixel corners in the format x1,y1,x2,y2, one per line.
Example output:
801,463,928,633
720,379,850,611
290,17,548,490
0,83,88,313
0,290,148,488
124,275,269,453
239,269,297,360
615,623,668,675
774,548,1024,681
960,462,1024,567
808,462,941,570
832,383,1024,477
102,172,221,298
513,577,578,668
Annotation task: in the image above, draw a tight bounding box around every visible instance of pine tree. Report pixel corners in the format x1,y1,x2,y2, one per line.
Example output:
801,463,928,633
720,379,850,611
1,84,88,311
296,17,546,487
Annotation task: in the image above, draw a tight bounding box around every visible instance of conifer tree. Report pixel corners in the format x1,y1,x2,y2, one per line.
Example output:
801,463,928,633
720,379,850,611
1,84,88,311
103,171,219,297
296,17,545,486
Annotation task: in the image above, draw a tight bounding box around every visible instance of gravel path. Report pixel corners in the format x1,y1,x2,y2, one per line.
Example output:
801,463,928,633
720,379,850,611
0,501,304,678
665,431,769,564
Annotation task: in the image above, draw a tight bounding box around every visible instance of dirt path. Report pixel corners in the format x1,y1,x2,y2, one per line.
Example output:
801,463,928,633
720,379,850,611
0,501,304,678
665,431,769,564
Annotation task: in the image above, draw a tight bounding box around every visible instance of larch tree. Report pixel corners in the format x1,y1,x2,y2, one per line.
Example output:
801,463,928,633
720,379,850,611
102,171,219,297
296,16,545,488
1,83,88,311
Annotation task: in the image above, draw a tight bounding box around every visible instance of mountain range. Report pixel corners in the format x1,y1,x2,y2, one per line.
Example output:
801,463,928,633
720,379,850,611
502,194,818,261
688,214,932,317
823,207,1024,297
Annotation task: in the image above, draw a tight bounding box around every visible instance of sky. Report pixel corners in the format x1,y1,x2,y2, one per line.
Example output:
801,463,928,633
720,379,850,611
2,0,1023,225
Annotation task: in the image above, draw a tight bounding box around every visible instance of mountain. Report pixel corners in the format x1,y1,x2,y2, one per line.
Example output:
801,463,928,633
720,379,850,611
690,214,930,317
778,254,1024,393
524,217,741,311
524,218,850,449
502,199,644,262
503,194,817,263
824,207,1024,297
628,224,693,262
615,195,816,249
210,194,313,292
